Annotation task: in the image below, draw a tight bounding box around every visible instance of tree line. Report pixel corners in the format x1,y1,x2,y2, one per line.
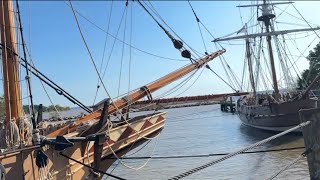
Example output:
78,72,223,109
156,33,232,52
23,104,70,114
297,42,320,90
0,95,70,117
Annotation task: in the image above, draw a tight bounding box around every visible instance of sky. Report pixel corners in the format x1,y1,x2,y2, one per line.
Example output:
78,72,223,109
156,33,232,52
3,0,320,108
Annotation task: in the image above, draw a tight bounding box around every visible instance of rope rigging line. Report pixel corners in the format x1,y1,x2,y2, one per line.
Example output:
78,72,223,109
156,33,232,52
273,26,305,88
89,50,206,123
274,6,318,27
145,1,203,57
105,139,151,179
186,0,224,50
213,43,241,91
111,62,200,115
282,33,319,88
154,68,200,99
59,152,126,180
100,4,127,84
106,116,156,176
220,53,242,90
3,45,91,114
25,50,64,121
93,0,114,106
174,66,206,97
168,121,310,180
142,0,203,60
68,0,127,120
292,4,320,40
273,4,291,22
127,1,133,112
121,69,200,115
16,0,36,126
105,132,160,170
270,23,293,89
117,0,129,97
187,0,208,54
104,146,305,160
104,108,163,170
205,64,238,92
63,1,187,62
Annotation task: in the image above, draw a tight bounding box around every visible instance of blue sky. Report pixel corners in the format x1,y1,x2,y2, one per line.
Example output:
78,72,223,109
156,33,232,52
5,1,320,107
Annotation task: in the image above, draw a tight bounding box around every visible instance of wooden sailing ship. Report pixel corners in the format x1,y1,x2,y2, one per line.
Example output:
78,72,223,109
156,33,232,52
0,1,225,179
213,0,320,132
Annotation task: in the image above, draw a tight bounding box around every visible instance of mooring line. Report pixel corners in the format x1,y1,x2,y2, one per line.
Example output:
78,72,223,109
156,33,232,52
103,146,305,160
168,121,310,180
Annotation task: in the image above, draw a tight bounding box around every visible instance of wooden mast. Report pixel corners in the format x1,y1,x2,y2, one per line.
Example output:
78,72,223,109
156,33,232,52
259,0,279,100
48,49,226,137
265,21,280,99
245,39,256,98
0,0,22,124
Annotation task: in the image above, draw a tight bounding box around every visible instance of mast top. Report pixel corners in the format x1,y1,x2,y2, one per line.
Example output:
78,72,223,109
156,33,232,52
236,2,293,8
257,3,275,22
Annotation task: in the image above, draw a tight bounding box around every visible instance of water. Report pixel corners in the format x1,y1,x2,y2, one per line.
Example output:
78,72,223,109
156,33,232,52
103,104,309,180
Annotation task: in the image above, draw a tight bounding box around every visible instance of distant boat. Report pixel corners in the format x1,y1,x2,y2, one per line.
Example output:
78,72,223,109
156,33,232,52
213,0,320,132
0,1,225,179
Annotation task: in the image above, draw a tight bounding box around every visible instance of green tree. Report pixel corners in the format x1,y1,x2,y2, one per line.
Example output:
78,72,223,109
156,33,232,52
47,105,70,112
297,42,320,90
0,95,5,118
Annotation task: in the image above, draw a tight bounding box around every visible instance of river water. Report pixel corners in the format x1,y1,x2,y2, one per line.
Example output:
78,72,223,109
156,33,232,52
102,104,309,180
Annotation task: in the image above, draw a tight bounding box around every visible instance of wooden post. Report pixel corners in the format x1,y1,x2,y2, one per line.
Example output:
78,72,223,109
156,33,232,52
299,107,320,179
0,0,23,123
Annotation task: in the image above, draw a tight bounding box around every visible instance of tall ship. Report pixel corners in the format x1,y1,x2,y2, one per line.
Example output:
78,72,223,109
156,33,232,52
213,0,320,132
0,0,225,179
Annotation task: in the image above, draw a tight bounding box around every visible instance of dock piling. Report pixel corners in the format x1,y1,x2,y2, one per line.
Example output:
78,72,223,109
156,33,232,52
299,107,320,179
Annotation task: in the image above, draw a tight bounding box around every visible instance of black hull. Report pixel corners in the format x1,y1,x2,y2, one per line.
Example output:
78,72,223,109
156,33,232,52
238,99,317,132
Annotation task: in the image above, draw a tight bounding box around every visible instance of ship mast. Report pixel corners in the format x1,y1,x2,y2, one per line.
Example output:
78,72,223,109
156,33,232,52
245,39,256,97
258,0,279,100
0,0,22,124
213,1,309,100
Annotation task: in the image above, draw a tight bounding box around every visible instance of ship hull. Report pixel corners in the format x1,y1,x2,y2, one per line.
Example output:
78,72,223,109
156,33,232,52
0,112,166,180
237,99,317,132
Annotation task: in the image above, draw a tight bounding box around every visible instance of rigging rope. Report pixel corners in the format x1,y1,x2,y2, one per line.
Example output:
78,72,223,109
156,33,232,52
187,0,208,54
142,0,203,60
23,47,64,121
68,0,127,120
127,1,133,111
64,2,187,62
117,1,129,97
292,4,320,40
59,152,126,180
174,66,205,97
104,146,305,160
147,1,203,56
105,134,159,170
100,5,127,83
205,64,238,92
168,121,310,180
16,0,37,128
6,45,90,114
93,0,114,106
